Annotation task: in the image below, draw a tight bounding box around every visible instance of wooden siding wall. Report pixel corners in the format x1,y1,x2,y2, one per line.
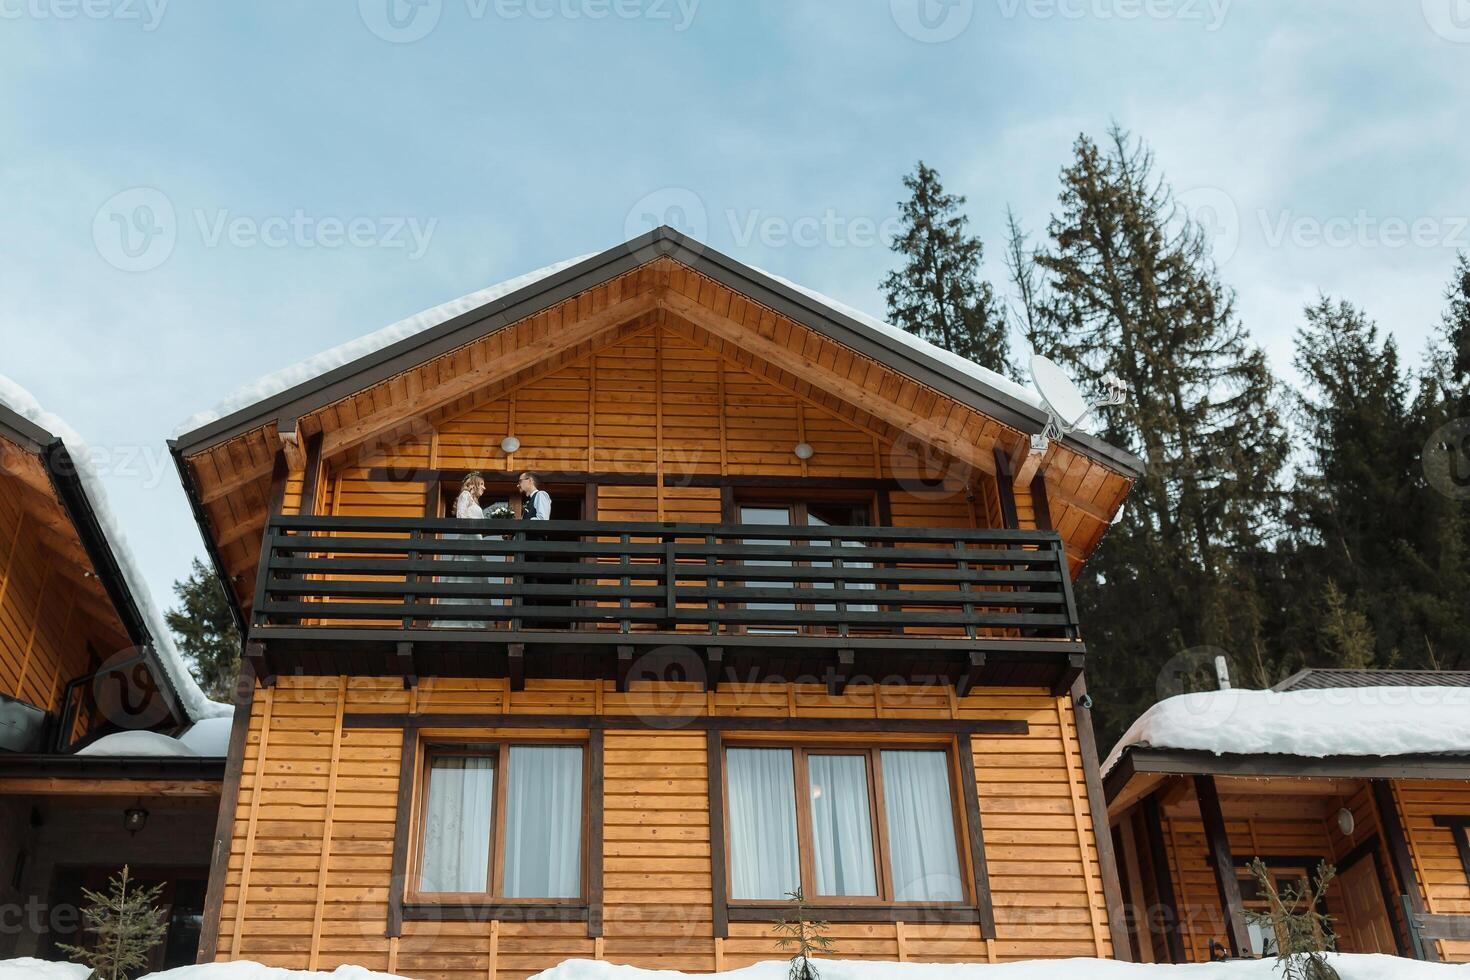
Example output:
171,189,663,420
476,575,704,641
0,476,96,716
1151,781,1403,963
214,676,1112,978
1394,779,1470,961
322,320,993,529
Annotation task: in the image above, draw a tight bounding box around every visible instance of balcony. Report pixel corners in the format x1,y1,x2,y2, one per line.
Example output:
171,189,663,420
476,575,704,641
246,517,1086,693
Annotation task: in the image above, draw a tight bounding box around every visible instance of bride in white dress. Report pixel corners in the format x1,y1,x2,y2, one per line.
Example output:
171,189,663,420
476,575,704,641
433,472,495,628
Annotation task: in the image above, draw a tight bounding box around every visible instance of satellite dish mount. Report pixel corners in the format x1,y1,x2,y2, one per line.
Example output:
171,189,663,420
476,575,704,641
1028,354,1128,453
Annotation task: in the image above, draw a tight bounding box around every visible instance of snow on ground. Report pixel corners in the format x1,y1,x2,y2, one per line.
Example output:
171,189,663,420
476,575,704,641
1103,686,1470,775
0,959,89,980
173,254,594,437
0,375,231,724
2,954,1461,980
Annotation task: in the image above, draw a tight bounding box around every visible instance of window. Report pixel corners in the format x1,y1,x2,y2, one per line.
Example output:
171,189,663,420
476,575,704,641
1433,816,1470,887
735,500,877,628
725,745,966,905
415,743,585,900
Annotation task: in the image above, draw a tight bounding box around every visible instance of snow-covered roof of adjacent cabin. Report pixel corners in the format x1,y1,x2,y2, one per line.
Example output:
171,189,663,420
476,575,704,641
76,715,232,758
171,228,1138,476
1102,686,1470,777
0,374,232,724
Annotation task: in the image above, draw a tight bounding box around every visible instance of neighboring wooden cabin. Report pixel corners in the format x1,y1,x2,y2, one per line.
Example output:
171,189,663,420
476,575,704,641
1105,669,1470,966
0,384,229,971
171,227,1144,977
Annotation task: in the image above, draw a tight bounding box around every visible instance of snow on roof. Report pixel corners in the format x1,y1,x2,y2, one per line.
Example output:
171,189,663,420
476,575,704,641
75,729,203,758
1102,686,1470,777
0,374,232,724
173,254,595,437
749,264,1045,414
175,236,1072,444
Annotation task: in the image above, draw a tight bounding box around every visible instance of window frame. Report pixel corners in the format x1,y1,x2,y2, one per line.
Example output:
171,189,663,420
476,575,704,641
1432,816,1470,887
721,740,973,910
408,738,590,905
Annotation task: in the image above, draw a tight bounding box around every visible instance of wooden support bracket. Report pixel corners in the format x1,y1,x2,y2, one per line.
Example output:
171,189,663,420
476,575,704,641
956,651,986,699
507,643,525,692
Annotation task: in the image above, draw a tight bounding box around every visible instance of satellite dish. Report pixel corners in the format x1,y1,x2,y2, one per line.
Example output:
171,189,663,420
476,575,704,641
1031,355,1090,429
1028,353,1128,452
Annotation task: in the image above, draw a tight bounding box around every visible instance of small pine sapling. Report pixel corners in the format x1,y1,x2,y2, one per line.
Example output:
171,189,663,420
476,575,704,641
57,865,168,980
773,889,837,980
1243,858,1340,980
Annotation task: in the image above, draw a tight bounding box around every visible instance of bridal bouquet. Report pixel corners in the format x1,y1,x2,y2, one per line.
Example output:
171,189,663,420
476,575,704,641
486,503,515,520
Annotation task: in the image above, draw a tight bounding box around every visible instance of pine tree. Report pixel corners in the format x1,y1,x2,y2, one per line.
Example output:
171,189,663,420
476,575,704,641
1316,581,1378,670
1025,125,1289,740
165,557,241,700
773,889,836,980
883,161,1013,376
57,865,168,980
1243,859,1340,980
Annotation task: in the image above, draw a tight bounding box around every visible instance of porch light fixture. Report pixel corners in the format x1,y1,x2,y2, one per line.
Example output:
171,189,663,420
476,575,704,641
793,443,814,460
501,436,521,454
123,804,148,835
1337,807,1355,836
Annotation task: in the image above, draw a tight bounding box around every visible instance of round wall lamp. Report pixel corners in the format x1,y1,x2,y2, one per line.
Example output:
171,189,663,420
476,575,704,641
123,804,149,835
501,436,521,454
793,443,815,461
1336,807,1356,836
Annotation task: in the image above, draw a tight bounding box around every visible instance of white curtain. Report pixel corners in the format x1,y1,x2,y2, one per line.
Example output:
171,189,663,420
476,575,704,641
727,748,801,900
503,745,583,898
419,755,494,893
807,754,878,897
881,750,964,902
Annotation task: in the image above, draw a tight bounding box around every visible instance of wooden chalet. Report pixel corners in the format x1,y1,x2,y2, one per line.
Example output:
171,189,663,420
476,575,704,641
1105,669,1470,965
171,226,1146,977
0,387,228,971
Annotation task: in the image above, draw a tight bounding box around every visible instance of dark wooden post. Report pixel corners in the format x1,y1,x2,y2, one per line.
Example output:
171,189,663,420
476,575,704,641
991,446,1019,529
1141,793,1186,963
1193,774,1249,957
1373,779,1439,962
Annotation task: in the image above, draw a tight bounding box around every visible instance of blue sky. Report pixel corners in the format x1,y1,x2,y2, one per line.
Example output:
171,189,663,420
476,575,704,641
3,0,1468,608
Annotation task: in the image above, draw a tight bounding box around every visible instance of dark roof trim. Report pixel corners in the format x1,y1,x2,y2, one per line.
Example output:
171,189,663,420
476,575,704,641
1273,667,1470,691
0,401,54,455
0,404,187,728
168,441,248,642
170,227,1144,479
1105,745,1470,805
0,753,225,781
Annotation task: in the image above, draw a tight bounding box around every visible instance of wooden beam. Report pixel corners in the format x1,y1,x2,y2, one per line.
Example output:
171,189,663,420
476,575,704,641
1142,793,1186,963
1072,675,1131,960
197,453,276,504
319,291,659,460
991,447,1018,529
1374,779,1439,961
0,777,220,796
663,292,998,476
198,661,257,962
278,426,307,473
1193,773,1249,957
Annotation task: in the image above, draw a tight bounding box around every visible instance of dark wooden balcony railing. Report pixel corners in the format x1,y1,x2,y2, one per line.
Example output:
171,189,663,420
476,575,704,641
247,517,1085,690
